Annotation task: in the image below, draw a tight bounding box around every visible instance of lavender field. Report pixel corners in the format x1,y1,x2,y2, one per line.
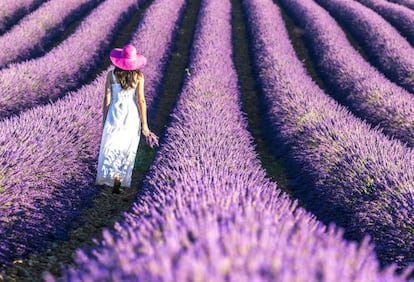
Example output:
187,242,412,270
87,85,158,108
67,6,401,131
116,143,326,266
0,0,413,281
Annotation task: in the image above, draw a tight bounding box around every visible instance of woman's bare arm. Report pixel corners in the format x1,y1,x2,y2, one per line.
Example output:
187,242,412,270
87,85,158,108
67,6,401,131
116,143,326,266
102,72,112,127
136,75,149,136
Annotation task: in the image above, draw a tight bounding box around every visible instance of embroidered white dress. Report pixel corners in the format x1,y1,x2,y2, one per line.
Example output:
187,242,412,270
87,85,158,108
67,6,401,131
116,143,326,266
96,70,141,187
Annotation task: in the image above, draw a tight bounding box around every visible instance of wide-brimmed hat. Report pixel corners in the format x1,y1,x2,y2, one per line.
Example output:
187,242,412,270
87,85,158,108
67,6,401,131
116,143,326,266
109,44,147,70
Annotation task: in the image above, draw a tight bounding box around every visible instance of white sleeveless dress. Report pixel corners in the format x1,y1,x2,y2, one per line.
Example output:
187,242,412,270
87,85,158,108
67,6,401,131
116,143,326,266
96,70,141,187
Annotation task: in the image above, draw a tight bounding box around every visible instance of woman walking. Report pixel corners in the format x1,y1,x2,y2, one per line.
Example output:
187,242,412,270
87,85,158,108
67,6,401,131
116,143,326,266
96,44,150,194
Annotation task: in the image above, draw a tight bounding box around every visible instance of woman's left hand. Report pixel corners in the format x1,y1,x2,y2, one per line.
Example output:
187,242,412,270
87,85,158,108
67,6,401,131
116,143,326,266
142,125,150,137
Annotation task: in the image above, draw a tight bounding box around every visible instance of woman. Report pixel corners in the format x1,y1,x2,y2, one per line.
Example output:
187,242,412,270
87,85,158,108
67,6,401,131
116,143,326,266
96,44,150,194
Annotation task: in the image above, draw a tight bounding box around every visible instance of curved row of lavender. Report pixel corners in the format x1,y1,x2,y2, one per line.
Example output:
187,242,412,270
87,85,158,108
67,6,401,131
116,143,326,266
315,0,414,94
254,0,414,270
47,0,407,281
278,0,414,147
0,0,186,268
357,0,414,46
0,0,104,68
388,0,414,10
0,0,44,34
0,0,145,120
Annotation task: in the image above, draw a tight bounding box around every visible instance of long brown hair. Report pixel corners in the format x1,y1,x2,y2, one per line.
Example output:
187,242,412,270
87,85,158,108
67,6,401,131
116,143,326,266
114,67,143,89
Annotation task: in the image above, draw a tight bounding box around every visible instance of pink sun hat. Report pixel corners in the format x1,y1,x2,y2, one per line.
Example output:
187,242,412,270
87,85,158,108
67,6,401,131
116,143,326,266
109,44,147,70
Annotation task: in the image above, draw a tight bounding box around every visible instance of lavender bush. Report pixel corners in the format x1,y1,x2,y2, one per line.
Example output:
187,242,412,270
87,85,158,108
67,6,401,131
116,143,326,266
0,0,44,34
251,0,414,270
0,0,103,68
0,0,145,120
0,0,185,268
278,0,414,147
46,0,408,281
316,0,414,94
388,0,414,10
357,0,414,46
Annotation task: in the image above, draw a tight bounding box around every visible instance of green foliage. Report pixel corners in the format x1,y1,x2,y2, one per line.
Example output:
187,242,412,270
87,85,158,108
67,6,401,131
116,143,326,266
361,175,375,195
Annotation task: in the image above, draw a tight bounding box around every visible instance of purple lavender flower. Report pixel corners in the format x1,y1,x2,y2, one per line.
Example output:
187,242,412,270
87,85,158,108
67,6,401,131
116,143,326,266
0,0,103,68
0,0,145,120
0,0,185,268
357,0,414,46
255,0,414,270
388,0,414,10
45,0,409,281
278,0,414,147
145,131,159,149
316,0,414,94
0,0,44,34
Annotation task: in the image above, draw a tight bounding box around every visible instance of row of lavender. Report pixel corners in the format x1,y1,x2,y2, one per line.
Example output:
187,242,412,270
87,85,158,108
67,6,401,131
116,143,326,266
357,0,414,46
0,0,44,34
0,0,186,268
247,0,414,270
390,0,414,9
0,0,104,68
278,0,414,147
0,0,146,120
315,0,414,94
46,0,407,280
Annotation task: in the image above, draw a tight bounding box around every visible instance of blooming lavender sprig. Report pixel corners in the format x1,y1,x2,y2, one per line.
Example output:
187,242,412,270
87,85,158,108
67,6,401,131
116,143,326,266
357,0,414,46
316,0,414,94
0,0,185,268
47,0,407,281
144,131,159,148
254,0,414,270
278,0,414,147
0,0,144,120
0,0,103,68
0,0,44,34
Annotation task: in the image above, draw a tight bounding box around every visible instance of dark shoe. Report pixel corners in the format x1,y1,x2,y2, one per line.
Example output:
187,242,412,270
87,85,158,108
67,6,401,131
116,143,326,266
112,178,121,194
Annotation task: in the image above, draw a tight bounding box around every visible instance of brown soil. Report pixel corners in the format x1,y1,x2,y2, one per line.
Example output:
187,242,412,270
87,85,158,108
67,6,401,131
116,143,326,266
231,0,291,195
